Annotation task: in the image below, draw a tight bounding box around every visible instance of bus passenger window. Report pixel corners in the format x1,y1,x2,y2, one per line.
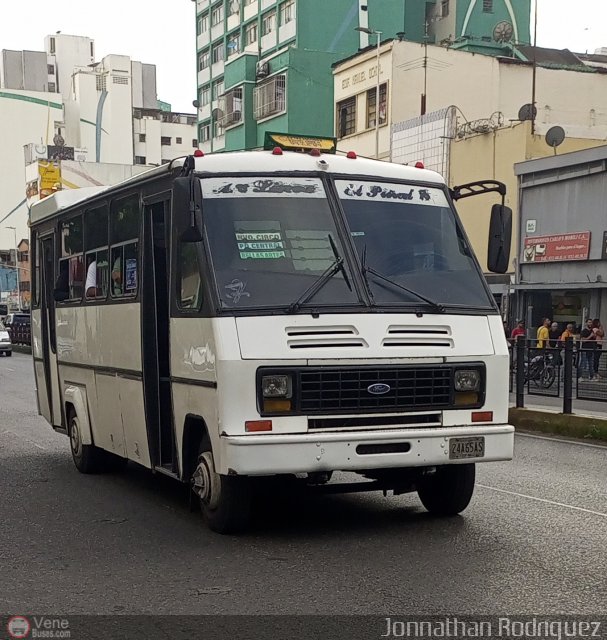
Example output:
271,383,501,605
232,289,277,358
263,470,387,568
110,243,138,297
59,216,84,302
178,243,203,310
110,195,139,298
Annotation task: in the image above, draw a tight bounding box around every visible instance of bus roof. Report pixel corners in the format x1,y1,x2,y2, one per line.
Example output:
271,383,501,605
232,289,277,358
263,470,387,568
29,150,446,225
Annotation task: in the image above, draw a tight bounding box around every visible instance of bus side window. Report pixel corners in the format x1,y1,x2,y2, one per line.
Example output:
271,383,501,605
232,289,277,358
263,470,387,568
59,215,84,302
177,242,203,310
110,195,140,298
84,203,109,300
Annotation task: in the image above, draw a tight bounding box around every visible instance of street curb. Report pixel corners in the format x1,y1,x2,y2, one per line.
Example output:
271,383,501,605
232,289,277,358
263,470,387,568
510,408,607,443
11,345,32,355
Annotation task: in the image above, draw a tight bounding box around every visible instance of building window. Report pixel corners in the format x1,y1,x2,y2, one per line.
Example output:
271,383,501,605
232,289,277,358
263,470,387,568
161,137,171,146
366,83,388,129
337,96,356,138
227,0,240,16
483,0,493,11
220,87,243,127
192,139,198,147
138,133,146,142
176,137,182,144
213,121,224,138
212,79,224,100
212,42,224,64
197,12,209,34
227,31,241,56
245,22,258,45
279,0,295,25
48,82,56,93
253,74,285,120
201,85,210,105
200,124,211,142
441,0,449,17
48,64,55,75
262,10,276,36
49,37,55,54
134,156,147,165
198,50,210,70
211,3,224,26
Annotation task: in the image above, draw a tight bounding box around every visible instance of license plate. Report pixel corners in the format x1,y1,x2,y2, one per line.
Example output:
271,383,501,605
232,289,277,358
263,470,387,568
449,436,485,460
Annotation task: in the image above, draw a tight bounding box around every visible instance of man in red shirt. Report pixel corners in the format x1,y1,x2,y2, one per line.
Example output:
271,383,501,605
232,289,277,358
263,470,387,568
510,320,525,341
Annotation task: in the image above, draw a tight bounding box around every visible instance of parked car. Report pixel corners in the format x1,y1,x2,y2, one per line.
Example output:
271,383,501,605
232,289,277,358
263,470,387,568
0,320,12,356
4,312,31,346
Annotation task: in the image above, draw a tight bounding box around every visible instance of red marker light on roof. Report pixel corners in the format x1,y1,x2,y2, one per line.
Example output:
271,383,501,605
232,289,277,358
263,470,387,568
309,148,321,157
193,149,204,157
346,151,357,159
272,147,283,155
415,161,425,169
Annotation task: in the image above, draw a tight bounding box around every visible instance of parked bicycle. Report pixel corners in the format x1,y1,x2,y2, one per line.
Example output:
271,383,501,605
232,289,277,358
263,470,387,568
523,351,557,389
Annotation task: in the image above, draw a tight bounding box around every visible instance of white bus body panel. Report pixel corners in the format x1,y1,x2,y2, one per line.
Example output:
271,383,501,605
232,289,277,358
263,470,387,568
172,313,515,476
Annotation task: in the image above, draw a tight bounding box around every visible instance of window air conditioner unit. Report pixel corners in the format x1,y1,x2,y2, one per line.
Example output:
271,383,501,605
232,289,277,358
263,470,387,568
256,61,269,78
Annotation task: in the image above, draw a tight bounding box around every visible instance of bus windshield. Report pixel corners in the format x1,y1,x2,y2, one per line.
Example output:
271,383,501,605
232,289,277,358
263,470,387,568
201,177,360,310
335,180,494,310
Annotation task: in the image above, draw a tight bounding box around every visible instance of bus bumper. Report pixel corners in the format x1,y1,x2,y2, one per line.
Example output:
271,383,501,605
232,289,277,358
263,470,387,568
218,425,515,476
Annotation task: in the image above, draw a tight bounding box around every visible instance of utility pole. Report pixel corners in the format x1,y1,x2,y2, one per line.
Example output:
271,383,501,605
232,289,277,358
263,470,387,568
421,20,429,116
355,26,383,159
531,0,538,134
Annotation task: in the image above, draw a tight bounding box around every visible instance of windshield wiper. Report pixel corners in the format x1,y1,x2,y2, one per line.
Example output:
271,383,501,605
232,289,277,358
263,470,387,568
286,234,352,314
361,247,445,313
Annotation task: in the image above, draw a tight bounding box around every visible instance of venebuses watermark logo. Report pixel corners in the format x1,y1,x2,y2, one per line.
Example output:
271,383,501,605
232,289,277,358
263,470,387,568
6,616,70,639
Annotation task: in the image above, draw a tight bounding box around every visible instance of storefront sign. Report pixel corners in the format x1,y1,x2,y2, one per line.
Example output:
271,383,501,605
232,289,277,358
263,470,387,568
526,219,536,233
523,232,591,263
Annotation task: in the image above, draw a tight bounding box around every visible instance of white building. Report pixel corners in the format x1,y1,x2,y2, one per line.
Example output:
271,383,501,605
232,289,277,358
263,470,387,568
0,33,198,250
332,40,607,161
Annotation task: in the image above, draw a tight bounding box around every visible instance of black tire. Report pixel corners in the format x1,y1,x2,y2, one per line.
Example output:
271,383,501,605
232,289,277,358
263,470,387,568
417,464,476,516
6,352,11,357
192,436,252,534
68,406,105,474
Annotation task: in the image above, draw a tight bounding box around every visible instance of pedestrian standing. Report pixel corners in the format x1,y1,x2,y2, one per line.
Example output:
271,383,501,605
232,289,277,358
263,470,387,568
592,319,604,379
536,318,550,348
580,319,597,381
548,322,562,365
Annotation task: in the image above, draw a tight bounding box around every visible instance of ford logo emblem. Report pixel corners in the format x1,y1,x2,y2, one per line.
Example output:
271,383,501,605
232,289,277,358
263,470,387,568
367,383,391,395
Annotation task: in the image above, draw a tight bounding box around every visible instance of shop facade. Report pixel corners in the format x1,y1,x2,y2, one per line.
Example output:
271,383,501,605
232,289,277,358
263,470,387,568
513,146,607,333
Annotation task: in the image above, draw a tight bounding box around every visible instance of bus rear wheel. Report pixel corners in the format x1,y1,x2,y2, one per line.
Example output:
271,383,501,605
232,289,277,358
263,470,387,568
416,463,476,516
192,438,252,534
68,407,105,474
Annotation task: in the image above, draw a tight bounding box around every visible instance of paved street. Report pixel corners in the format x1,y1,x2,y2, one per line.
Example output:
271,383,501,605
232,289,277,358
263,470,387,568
1,352,606,615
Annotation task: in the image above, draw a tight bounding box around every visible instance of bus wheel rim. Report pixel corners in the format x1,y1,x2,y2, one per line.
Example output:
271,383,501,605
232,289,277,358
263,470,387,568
192,451,220,510
70,417,81,458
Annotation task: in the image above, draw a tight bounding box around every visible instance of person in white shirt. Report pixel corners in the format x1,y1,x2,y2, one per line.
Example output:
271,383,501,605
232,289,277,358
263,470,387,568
85,260,97,298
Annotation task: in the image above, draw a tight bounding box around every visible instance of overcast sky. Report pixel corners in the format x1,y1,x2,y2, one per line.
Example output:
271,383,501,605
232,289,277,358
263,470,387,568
0,0,606,114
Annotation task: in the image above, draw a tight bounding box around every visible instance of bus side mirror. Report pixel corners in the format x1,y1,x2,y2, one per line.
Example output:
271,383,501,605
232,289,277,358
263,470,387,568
487,204,512,274
173,176,203,243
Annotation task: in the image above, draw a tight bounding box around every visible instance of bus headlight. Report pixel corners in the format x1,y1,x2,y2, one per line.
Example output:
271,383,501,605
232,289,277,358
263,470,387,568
454,370,481,392
262,375,293,398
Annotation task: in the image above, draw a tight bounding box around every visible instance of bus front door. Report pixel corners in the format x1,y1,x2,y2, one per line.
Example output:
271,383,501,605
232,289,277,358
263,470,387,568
38,233,63,427
141,199,176,474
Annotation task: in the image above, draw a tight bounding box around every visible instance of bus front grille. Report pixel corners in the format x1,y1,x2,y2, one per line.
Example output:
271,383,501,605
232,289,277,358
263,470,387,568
299,366,453,414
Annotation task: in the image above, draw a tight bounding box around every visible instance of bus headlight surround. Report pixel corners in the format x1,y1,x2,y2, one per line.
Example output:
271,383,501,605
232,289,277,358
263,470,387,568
454,369,481,392
261,374,293,398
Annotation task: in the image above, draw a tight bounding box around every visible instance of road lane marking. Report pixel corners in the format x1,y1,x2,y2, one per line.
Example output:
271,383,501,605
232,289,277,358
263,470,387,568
477,484,607,519
516,432,607,450
2,428,47,451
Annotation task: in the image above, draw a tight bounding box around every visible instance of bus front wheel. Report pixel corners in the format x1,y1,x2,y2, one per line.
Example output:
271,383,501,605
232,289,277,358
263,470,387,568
68,407,105,474
192,437,252,534
416,463,476,516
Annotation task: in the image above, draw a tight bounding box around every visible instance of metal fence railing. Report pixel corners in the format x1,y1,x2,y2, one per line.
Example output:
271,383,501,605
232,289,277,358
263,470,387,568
509,337,607,412
7,323,31,346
